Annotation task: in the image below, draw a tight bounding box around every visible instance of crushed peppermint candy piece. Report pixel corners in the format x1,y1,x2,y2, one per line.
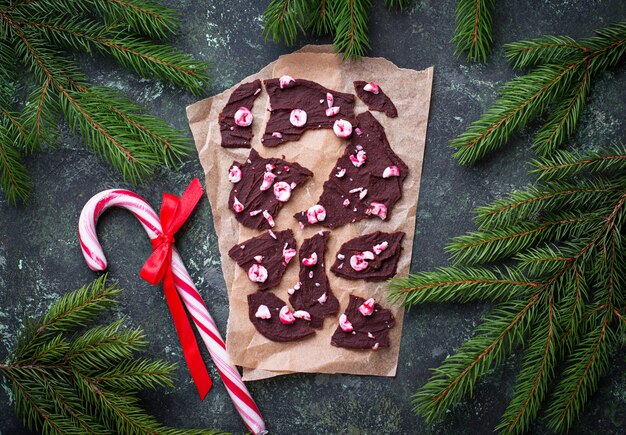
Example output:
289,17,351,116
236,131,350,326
233,197,244,213
279,75,295,88
318,292,328,304
339,314,353,332
279,306,296,324
262,210,275,227
260,171,277,191
268,230,277,239
248,264,268,283
367,332,375,339
335,168,346,178
234,107,253,127
283,243,297,264
253,255,264,263
272,131,283,139
373,241,389,255
333,119,353,138
302,252,318,266
331,295,396,349
255,304,272,319
249,209,262,216
289,109,307,127
325,106,340,117
349,253,369,271
326,92,334,108
363,82,380,94
306,204,326,224
367,202,388,220
228,165,242,183
358,298,376,316
382,166,401,178
293,310,311,321
343,198,350,207
273,181,292,202
349,150,367,167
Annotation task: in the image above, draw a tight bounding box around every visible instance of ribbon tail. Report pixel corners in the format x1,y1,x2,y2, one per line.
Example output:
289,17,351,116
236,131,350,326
162,271,212,399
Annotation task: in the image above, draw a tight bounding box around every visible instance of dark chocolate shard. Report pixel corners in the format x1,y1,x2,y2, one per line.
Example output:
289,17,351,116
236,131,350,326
331,231,405,281
229,230,297,290
294,111,408,229
353,81,398,118
261,78,357,147
248,291,315,342
289,231,339,328
219,79,263,148
229,148,313,230
331,295,396,350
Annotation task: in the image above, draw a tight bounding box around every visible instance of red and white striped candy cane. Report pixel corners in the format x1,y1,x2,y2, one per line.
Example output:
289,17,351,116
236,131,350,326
78,188,266,435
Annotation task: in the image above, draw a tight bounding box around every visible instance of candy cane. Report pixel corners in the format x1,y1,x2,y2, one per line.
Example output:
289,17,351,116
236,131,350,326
78,188,266,435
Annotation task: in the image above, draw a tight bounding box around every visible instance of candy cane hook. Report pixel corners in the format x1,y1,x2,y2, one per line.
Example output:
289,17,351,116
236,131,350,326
78,187,266,435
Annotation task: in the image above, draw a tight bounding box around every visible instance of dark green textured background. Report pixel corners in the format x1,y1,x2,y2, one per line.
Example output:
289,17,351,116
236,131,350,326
1,1,625,433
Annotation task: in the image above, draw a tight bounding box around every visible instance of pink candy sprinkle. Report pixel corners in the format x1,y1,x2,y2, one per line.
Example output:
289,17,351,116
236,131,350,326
382,166,401,178
367,332,375,339
255,304,271,319
343,199,350,207
339,314,353,332
337,253,345,260
273,181,292,202
363,82,380,94
253,255,264,263
350,253,369,271
262,210,275,227
326,92,334,108
325,106,340,117
358,298,376,316
306,204,326,224
260,171,277,191
272,132,283,139
317,292,328,304
293,310,311,321
372,343,380,351
373,241,389,255
268,230,277,239
362,251,375,260
228,165,242,183
302,252,318,266
248,264,268,283
249,209,262,216
355,127,363,136
290,109,307,127
349,150,367,167
367,202,388,220
279,75,295,88
279,306,296,324
233,197,244,213
234,107,253,127
333,119,353,138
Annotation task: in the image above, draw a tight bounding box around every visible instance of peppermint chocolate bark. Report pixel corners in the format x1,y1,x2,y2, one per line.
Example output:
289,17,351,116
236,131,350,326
261,76,357,146
228,148,313,230
228,230,297,290
248,291,315,342
288,231,339,328
353,81,398,118
294,111,408,229
331,296,395,350
219,79,262,148
331,231,405,281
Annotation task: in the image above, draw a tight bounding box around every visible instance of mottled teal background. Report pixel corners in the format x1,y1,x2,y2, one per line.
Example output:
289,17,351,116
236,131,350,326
1,0,625,433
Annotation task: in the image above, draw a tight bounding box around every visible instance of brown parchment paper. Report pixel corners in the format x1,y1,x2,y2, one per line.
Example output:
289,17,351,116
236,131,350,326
186,45,433,381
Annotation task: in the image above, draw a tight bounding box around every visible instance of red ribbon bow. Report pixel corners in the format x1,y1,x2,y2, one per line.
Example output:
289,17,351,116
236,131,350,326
139,178,212,399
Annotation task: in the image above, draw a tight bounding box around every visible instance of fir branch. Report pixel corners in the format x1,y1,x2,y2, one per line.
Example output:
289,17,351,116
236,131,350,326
390,147,626,432
309,0,335,36
262,0,309,46
384,0,413,10
333,0,371,60
451,22,626,165
452,0,496,63
0,276,226,435
0,0,210,204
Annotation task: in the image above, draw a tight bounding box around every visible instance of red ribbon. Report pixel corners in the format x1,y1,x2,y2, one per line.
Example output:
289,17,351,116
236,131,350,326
139,178,212,400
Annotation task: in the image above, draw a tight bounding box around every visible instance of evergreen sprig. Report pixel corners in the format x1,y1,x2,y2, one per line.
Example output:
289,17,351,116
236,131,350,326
262,0,408,60
0,0,210,205
0,275,226,435
451,22,626,165
389,144,626,433
452,0,496,62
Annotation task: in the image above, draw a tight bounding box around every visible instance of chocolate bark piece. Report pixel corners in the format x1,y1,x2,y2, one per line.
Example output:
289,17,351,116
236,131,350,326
294,111,408,229
261,78,357,147
219,79,262,148
248,291,315,342
331,295,396,350
229,230,297,290
331,231,405,281
229,148,313,230
353,81,398,118
289,231,339,328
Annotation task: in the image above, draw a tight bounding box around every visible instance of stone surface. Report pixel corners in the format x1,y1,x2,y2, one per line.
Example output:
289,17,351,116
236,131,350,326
1,0,625,434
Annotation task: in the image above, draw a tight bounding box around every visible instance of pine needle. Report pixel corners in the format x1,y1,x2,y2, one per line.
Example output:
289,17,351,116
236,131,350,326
0,276,227,435
452,0,496,63
389,144,626,432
